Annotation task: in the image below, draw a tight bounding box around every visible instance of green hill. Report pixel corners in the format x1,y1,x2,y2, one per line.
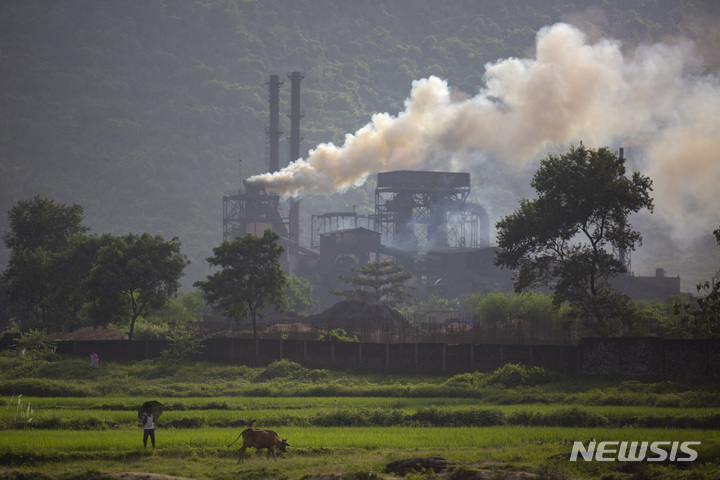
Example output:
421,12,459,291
1,0,718,289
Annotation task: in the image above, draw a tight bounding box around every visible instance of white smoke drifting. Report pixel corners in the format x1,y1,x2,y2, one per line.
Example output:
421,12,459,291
249,23,720,238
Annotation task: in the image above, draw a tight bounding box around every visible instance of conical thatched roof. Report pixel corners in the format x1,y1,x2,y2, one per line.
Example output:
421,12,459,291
307,296,411,334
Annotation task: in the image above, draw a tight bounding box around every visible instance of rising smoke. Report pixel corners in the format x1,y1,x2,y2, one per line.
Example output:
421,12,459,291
249,22,720,240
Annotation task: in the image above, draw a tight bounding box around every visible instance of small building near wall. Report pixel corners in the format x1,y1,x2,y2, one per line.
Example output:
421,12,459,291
611,268,682,302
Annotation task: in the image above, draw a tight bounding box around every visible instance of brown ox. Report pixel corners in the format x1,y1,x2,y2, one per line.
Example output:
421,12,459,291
227,428,290,463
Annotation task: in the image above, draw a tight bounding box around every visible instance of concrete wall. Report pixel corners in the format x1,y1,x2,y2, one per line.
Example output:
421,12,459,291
54,337,720,380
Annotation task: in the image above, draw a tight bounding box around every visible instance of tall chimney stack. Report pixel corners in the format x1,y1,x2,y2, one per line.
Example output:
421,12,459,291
266,74,283,173
287,71,304,244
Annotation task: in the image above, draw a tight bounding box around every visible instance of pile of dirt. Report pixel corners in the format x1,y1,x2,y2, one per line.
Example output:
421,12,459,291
444,322,472,334
307,297,412,334
110,474,198,480
52,326,128,341
265,323,316,334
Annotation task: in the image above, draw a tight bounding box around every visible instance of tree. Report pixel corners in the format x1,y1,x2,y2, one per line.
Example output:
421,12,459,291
86,233,189,340
13,328,56,360
332,259,413,308
495,144,654,335
675,226,720,337
2,196,91,331
3,195,89,253
161,332,205,361
194,229,286,338
281,275,316,315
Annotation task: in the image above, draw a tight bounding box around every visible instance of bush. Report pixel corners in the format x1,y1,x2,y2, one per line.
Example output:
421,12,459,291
131,323,169,341
0,379,94,397
506,409,538,425
254,359,328,382
317,328,358,342
161,416,206,428
444,371,486,389
410,406,506,426
161,333,205,361
541,407,608,427
0,331,22,351
484,363,556,388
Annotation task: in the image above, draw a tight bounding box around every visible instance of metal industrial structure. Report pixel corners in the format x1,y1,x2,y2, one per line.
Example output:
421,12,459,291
373,170,489,251
222,180,287,240
222,73,304,245
220,73,681,315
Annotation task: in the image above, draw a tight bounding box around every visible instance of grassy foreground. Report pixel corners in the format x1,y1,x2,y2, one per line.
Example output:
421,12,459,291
1,352,719,479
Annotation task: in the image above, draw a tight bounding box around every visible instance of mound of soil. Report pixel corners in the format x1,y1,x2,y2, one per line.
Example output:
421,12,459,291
52,326,128,341
386,457,455,476
110,474,197,480
265,322,316,333
307,297,411,334
444,322,472,334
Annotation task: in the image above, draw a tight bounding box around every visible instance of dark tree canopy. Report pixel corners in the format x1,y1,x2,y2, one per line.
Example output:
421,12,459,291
3,194,89,254
1,196,191,335
194,229,286,338
282,275,316,315
333,259,413,308
86,233,190,340
495,144,654,334
2,195,91,330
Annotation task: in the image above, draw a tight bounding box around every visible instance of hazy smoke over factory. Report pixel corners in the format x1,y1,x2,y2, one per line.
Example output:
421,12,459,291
249,22,720,238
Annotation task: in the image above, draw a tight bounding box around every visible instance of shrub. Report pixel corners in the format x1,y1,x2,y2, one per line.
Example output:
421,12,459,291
131,322,169,341
161,333,205,361
161,416,206,428
254,359,328,382
410,406,506,426
542,407,608,427
13,329,56,359
0,331,22,351
484,363,556,388
0,379,94,397
444,371,486,389
317,328,358,342
506,409,538,425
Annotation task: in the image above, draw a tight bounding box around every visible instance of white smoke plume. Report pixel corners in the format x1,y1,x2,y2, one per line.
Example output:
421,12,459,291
249,22,720,238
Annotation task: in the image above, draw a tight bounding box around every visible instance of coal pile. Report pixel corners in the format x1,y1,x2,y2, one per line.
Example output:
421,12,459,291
307,297,412,336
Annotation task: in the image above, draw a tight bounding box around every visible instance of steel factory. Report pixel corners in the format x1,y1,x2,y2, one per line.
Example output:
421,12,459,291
221,73,681,327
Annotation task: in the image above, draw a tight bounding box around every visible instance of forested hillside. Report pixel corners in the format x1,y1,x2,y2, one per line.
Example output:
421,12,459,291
1,0,718,288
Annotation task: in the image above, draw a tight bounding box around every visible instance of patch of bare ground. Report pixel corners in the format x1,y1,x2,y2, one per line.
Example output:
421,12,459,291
307,459,539,480
109,474,199,480
0,472,199,480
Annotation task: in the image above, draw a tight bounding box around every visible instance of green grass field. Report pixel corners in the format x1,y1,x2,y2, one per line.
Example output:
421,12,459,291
1,354,719,479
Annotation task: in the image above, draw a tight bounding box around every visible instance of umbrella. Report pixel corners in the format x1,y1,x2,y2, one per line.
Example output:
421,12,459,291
137,400,164,421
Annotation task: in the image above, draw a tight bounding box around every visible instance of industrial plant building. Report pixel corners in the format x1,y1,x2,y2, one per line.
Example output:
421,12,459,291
222,73,680,316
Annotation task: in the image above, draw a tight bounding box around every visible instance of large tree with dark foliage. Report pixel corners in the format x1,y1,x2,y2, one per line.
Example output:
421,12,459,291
2,195,91,331
495,144,654,335
86,233,189,340
195,229,286,338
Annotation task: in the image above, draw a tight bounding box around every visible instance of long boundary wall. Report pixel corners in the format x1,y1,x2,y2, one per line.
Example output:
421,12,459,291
54,337,720,380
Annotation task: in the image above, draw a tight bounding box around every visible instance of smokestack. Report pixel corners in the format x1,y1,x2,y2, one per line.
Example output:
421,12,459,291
266,74,283,173
287,71,304,244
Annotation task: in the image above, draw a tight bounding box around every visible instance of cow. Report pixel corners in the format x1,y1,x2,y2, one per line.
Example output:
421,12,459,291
227,428,290,463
